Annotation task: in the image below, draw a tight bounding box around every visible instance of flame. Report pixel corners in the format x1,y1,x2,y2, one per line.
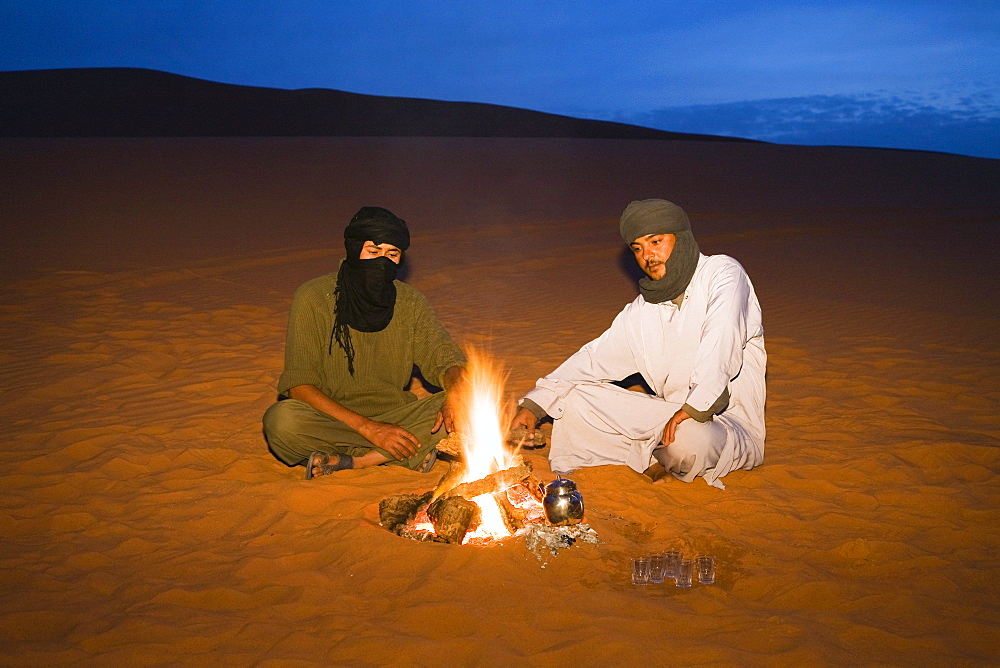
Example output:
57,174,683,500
461,494,509,543
457,346,514,478
453,346,516,542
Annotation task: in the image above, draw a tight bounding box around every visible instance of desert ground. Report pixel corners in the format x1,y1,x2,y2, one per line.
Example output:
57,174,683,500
1,137,998,665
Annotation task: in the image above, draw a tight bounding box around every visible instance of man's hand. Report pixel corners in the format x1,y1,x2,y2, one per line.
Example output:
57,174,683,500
432,395,460,434
358,420,421,460
287,384,421,460
433,365,466,434
662,408,691,445
510,407,539,440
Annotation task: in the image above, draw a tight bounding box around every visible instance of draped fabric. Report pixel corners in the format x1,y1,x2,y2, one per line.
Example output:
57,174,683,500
332,207,410,374
521,254,766,488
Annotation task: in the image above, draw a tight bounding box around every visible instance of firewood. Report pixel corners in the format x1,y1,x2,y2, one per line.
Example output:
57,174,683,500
441,458,531,501
431,459,468,502
435,432,467,458
506,426,547,450
494,490,524,534
526,472,546,502
426,495,481,544
379,491,433,534
397,526,444,543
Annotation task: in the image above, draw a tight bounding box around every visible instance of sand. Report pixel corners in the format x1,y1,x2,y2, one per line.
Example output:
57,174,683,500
1,137,998,665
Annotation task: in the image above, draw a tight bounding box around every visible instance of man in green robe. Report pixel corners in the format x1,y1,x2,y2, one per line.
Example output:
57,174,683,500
263,207,467,478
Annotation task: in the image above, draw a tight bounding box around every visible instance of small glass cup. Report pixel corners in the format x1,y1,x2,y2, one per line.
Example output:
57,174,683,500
675,559,694,588
664,550,682,579
631,557,650,585
696,555,716,585
648,554,667,584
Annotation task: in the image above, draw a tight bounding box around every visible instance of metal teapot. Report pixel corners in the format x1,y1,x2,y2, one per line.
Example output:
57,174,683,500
542,477,585,526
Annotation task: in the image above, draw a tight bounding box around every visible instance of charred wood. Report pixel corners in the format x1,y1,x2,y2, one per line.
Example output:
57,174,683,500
431,459,468,502
440,458,531,501
426,495,481,544
494,489,524,534
379,491,433,534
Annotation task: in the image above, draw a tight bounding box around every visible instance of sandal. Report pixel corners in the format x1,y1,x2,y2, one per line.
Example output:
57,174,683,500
418,449,438,473
305,451,353,479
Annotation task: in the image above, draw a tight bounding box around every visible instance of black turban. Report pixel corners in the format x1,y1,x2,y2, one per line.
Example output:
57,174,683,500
343,206,411,259
332,207,411,374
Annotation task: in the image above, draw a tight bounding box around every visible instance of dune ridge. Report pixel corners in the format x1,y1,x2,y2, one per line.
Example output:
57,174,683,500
1,68,747,141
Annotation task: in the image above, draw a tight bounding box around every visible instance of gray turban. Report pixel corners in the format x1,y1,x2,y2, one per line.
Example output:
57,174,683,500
619,199,700,303
619,199,691,244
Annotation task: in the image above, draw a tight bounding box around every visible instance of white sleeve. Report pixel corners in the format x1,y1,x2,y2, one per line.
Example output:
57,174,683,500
685,261,753,412
522,303,639,418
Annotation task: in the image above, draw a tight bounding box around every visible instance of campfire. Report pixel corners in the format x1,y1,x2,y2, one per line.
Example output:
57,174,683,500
379,348,552,545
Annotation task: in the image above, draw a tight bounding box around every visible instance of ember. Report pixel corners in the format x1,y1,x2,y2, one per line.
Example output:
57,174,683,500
379,347,550,545
380,453,549,544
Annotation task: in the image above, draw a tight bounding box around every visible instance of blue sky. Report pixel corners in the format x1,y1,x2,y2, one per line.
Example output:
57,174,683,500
3,1,998,158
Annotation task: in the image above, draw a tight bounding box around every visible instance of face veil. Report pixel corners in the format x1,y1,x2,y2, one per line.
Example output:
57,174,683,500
331,207,411,374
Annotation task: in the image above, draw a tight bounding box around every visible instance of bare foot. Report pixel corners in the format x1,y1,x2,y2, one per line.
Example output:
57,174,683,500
642,462,667,483
353,451,391,469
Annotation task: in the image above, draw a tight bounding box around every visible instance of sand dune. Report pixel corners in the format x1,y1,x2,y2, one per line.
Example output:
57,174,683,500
2,68,735,140
1,137,997,665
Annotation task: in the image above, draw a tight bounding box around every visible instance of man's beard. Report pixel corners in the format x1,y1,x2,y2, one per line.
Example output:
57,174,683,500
644,261,664,278
637,231,700,304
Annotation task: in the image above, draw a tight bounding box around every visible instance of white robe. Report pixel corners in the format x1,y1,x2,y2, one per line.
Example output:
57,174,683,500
523,253,766,488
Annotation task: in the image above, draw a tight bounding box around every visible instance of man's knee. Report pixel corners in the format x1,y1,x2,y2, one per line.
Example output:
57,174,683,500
262,400,324,466
557,383,619,425
262,399,306,442
655,419,726,478
676,418,726,451
662,437,701,463
655,437,700,473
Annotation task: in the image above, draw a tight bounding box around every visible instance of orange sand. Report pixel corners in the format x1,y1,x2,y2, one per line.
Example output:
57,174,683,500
1,138,997,665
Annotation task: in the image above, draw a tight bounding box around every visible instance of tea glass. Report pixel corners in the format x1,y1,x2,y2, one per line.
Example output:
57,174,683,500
648,554,667,584
696,555,716,585
675,559,694,588
631,557,650,585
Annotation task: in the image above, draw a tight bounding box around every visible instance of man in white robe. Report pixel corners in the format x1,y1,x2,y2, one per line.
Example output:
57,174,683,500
511,199,765,489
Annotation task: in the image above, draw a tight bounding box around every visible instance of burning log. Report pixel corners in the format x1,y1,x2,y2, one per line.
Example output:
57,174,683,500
431,459,468,502
381,347,556,545
439,457,532,500
525,471,546,502
397,524,443,542
379,491,434,534
493,490,524,534
426,495,481,544
381,456,548,544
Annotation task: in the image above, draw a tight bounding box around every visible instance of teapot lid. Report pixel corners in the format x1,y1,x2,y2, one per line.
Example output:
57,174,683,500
546,477,578,493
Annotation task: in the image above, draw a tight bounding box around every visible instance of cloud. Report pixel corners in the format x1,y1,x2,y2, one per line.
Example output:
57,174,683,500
616,91,1000,159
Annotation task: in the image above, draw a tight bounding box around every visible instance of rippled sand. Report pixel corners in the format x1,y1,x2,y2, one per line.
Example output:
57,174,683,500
1,138,997,665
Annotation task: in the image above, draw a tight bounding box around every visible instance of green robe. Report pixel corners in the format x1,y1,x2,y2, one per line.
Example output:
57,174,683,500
265,270,466,468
